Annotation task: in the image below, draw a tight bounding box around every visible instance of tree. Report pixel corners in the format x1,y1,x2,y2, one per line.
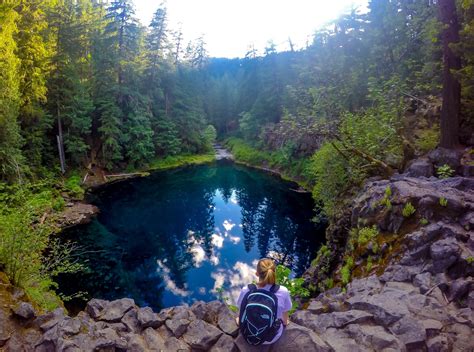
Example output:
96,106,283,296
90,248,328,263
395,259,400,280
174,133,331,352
439,0,462,148
0,2,23,181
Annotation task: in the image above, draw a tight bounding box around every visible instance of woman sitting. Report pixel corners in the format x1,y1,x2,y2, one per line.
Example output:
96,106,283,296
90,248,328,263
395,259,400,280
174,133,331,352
236,258,292,346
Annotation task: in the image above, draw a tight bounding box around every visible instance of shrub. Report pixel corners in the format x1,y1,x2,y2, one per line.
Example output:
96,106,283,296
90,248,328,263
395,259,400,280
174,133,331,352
439,197,448,207
341,257,354,285
420,218,429,225
436,164,454,179
366,256,373,272
307,143,350,218
414,125,440,153
276,264,310,313
357,225,379,246
402,202,416,217
64,174,84,199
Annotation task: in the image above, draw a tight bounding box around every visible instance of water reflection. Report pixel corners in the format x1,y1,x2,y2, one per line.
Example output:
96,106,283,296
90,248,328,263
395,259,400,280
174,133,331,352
57,162,326,312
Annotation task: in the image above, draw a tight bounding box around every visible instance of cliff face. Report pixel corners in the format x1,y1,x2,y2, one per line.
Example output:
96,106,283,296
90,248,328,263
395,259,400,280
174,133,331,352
0,149,473,351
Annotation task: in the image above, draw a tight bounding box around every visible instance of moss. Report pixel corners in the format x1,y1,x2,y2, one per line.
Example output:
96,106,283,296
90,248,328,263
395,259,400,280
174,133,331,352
402,202,416,217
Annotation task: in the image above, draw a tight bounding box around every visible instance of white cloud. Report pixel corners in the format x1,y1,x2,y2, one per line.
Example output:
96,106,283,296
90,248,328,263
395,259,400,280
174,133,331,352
156,260,190,297
211,233,224,248
229,235,241,244
223,220,235,232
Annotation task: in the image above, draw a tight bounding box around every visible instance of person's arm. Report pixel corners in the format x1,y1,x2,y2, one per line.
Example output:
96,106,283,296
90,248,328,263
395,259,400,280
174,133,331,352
281,311,289,326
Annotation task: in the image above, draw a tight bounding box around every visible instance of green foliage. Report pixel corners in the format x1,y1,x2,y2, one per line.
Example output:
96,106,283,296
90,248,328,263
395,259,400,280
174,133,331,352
436,164,454,179
439,197,448,207
414,125,440,153
148,153,214,171
357,226,379,246
341,257,354,285
307,142,349,218
0,184,86,309
466,256,474,264
420,218,429,226
276,264,309,313
402,202,416,217
379,186,393,210
366,256,373,272
64,174,85,199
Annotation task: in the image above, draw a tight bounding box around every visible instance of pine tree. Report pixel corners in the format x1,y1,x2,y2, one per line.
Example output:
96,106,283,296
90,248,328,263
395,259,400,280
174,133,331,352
0,2,24,181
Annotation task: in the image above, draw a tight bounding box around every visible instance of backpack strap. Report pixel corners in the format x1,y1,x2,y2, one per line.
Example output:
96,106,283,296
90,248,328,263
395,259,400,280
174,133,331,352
248,284,257,292
269,284,280,293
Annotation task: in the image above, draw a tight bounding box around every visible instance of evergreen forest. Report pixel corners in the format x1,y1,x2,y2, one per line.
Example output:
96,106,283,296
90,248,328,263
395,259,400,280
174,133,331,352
0,0,473,313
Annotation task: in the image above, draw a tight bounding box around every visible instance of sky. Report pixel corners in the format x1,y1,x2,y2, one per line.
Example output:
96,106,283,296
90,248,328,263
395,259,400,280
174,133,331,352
134,0,368,58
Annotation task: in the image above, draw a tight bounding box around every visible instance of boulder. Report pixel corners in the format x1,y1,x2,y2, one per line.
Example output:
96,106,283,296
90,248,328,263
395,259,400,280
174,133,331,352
422,319,443,338
447,278,472,302
39,308,66,332
346,324,403,350
126,334,148,352
121,308,140,333
164,336,191,351
142,327,166,351
182,319,223,350
57,317,81,336
348,293,408,326
210,333,237,352
13,302,36,320
165,317,190,338
269,323,331,352
98,298,135,322
137,306,164,329
307,300,327,314
429,237,461,273
413,272,432,294
217,306,239,337
85,298,108,319
427,335,450,352
389,316,426,350
428,148,463,169
405,158,434,178
93,327,128,350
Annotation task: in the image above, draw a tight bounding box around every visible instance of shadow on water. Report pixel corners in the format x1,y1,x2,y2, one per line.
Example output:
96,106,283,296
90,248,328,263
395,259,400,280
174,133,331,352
57,161,326,313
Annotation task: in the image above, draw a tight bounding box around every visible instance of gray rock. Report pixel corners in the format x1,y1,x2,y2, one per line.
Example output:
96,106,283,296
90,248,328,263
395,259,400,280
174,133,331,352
39,308,66,332
292,310,373,333
468,290,474,310
319,328,362,352
346,324,402,350
137,306,163,328
182,319,223,350
142,327,166,351
57,318,81,336
234,334,271,352
389,316,426,350
93,327,128,350
307,300,327,314
405,158,434,178
447,278,472,302
164,336,191,351
190,301,207,321
165,317,190,338
429,238,461,273
13,302,36,320
427,335,450,352
126,334,147,352
413,272,432,294
99,298,135,322
428,148,462,169
217,306,239,337
422,319,443,338
348,293,408,326
121,308,140,333
269,323,331,352
380,265,412,283
210,333,237,352
85,298,108,319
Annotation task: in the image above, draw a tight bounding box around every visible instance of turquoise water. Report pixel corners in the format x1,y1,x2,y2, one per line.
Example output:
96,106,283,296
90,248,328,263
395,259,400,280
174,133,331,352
58,162,325,312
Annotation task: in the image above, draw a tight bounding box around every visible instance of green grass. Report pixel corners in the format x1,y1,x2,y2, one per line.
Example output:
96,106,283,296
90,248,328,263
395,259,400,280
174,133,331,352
225,137,311,189
148,153,215,171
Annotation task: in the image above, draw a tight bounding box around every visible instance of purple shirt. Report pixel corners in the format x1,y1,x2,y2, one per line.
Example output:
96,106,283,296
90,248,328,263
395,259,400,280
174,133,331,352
237,284,292,344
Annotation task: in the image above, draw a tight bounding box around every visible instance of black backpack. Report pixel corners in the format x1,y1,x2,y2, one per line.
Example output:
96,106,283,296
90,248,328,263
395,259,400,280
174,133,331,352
239,284,281,345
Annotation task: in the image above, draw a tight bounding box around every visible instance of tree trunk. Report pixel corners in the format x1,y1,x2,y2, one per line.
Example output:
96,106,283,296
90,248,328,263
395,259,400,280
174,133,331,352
439,0,462,148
